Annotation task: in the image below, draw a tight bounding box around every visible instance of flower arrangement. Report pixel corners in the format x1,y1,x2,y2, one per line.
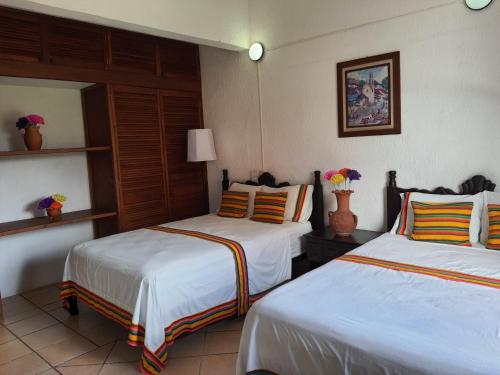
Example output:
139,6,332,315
16,114,45,131
37,194,67,212
324,168,362,192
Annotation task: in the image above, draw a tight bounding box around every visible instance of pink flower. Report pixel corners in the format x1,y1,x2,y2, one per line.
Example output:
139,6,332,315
26,114,45,125
324,170,337,180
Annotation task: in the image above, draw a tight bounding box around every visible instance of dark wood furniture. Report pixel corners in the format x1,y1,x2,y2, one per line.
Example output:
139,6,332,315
0,5,208,238
304,228,383,266
386,170,496,230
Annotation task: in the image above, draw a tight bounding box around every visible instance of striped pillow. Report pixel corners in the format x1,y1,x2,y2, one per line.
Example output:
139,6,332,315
292,184,310,222
410,201,473,246
486,204,500,250
217,191,249,218
251,192,288,224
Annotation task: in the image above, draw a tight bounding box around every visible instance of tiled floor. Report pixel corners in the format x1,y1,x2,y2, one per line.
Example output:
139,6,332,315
0,285,244,374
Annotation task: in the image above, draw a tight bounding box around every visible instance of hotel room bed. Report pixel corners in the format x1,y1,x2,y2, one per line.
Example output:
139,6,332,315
237,171,499,375
60,170,323,375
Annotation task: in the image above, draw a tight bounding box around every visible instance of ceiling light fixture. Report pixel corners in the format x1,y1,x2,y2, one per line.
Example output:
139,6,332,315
465,0,493,10
248,42,264,62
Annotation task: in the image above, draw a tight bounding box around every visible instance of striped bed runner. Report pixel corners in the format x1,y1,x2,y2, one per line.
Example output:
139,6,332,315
338,255,500,290
60,226,257,375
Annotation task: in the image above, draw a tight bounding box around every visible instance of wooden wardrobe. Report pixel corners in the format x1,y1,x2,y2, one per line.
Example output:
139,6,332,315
0,5,209,237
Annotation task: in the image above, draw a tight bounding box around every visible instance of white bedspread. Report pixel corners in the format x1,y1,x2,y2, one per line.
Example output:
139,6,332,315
63,214,310,360
237,233,500,375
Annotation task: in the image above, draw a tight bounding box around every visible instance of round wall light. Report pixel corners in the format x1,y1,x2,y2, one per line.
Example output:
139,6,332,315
248,42,264,61
465,0,493,10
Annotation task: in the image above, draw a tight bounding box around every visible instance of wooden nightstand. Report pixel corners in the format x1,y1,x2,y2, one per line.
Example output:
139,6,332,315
303,227,384,266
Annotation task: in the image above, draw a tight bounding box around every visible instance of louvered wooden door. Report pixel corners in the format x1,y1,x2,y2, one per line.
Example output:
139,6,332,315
161,90,208,221
110,86,169,231
0,7,42,63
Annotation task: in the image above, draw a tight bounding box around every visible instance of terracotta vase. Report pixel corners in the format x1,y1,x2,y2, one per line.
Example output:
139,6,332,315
24,127,43,151
46,207,62,221
328,190,357,236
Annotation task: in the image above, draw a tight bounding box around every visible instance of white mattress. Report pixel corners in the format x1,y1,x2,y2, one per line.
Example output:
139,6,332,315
63,214,311,366
238,233,500,375
279,219,311,258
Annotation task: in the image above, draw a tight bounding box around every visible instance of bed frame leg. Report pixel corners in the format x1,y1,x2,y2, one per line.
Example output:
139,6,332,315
67,296,79,315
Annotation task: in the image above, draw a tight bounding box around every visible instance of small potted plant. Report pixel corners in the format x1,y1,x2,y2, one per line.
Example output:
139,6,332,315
16,114,45,150
324,168,362,236
37,194,67,221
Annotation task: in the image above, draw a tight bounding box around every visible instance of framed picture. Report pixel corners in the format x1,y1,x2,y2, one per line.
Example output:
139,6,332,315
337,51,401,137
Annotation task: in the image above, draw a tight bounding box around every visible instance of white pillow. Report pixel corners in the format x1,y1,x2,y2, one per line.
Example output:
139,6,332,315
390,191,483,243
229,183,263,216
480,191,500,244
263,184,314,223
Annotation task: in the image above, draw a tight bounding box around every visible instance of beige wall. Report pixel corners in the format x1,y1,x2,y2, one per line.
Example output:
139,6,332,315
202,1,500,230
0,81,93,297
0,0,250,50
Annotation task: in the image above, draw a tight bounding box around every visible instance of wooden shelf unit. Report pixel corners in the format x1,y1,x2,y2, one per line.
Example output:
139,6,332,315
0,146,111,157
0,209,117,237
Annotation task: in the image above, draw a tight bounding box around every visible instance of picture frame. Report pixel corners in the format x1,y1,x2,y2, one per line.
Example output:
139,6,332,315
337,51,401,137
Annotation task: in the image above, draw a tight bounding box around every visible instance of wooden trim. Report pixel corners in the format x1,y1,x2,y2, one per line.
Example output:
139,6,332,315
0,147,111,157
157,89,172,220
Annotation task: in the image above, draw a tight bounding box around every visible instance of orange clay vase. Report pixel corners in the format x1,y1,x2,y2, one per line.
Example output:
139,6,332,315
24,127,43,151
46,207,62,221
328,190,357,236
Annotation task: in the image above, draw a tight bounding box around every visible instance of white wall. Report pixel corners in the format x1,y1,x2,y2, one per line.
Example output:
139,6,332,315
253,0,500,231
0,0,250,50
199,46,261,211
0,81,93,297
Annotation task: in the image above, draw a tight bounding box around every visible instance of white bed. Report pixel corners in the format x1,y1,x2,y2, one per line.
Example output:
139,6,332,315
62,214,311,373
237,233,500,375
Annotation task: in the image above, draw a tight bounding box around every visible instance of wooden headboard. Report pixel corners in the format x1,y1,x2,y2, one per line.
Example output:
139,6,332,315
222,169,324,230
386,170,496,230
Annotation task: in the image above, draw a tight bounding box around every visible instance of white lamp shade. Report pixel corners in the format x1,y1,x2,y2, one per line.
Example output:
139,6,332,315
187,129,217,162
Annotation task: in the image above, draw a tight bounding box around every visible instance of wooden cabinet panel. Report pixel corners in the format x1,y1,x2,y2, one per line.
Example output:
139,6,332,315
110,86,168,231
159,40,200,81
161,91,207,220
0,7,42,63
110,30,157,75
46,18,106,68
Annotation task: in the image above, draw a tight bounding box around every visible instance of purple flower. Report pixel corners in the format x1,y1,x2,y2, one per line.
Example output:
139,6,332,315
37,197,54,209
16,117,29,130
347,169,362,181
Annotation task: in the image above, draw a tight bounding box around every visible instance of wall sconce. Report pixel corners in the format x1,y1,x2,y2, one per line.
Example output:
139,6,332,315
465,0,493,10
249,42,264,62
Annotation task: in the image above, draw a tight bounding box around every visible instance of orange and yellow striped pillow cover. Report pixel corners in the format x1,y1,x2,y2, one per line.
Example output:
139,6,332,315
410,201,473,246
217,191,249,218
251,192,288,224
487,204,500,250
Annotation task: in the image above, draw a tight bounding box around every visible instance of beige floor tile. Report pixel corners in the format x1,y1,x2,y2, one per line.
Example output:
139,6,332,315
7,311,58,337
0,299,41,325
204,331,241,355
169,330,206,359
0,326,15,345
38,369,60,375
23,285,61,308
164,356,201,375
99,362,142,375
59,342,114,366
37,334,97,366
22,324,77,350
0,351,50,374
56,364,102,375
1,295,25,306
76,320,127,346
0,339,33,365
200,353,237,375
106,340,142,363
207,317,245,333
42,301,63,312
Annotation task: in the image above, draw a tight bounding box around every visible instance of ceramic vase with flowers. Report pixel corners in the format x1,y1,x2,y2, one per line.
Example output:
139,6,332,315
324,168,362,236
37,194,67,221
16,114,45,150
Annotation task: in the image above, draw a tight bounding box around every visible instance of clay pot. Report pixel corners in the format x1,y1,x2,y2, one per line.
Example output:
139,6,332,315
24,127,43,150
328,190,357,236
46,207,62,221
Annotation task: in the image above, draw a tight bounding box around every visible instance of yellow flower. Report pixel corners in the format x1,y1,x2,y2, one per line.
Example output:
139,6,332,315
330,174,345,185
52,194,67,203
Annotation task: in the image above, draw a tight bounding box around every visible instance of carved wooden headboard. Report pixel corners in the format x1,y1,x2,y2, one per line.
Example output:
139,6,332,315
386,170,496,230
222,169,324,230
